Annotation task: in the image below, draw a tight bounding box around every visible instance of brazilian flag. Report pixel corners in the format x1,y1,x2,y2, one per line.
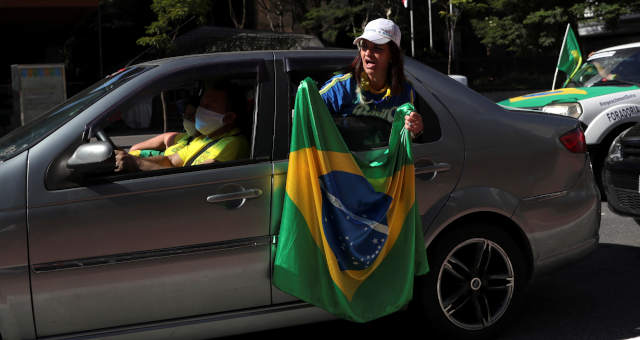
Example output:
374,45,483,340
273,77,429,322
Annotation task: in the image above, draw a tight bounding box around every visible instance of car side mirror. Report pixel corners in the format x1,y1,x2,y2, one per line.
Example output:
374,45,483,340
67,141,115,174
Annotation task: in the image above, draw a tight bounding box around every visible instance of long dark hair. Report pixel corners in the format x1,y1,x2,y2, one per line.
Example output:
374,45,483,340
350,41,406,95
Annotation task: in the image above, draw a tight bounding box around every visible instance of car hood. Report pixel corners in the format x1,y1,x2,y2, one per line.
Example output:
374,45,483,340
498,86,640,108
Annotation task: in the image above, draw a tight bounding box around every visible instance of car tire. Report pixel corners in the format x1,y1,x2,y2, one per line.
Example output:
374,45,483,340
414,222,527,340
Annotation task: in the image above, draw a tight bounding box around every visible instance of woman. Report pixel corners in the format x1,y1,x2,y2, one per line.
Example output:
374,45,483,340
320,18,424,139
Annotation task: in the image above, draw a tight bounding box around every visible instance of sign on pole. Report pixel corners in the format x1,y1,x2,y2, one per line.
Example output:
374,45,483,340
11,64,66,125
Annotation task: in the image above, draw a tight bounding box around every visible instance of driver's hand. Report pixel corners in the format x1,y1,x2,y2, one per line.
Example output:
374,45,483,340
114,150,139,172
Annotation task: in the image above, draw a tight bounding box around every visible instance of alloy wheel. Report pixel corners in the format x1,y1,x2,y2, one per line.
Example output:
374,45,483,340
436,237,515,331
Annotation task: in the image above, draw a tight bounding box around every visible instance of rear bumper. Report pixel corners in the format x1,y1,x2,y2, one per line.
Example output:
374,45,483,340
514,161,601,278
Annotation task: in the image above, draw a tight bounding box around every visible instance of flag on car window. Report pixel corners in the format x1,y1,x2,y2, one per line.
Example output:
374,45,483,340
557,24,582,84
273,77,429,323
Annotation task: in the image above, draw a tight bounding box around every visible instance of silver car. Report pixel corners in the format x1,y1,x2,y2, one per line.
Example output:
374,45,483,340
0,50,600,340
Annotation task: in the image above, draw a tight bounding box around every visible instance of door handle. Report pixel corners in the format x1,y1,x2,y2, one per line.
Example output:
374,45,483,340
415,162,451,175
207,188,263,203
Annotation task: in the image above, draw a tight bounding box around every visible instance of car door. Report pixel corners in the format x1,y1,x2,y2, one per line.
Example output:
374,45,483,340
26,56,276,336
269,52,464,304
403,59,465,227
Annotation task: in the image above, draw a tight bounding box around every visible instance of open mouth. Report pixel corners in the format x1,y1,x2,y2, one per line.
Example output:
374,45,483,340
364,58,377,69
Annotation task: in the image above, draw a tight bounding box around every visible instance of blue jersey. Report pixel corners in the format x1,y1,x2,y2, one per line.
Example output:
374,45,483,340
319,73,414,123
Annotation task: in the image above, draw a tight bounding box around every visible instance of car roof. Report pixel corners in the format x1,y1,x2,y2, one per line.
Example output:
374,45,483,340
137,49,355,67
597,42,640,53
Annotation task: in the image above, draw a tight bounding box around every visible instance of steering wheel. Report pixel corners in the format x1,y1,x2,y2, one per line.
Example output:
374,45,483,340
95,128,119,151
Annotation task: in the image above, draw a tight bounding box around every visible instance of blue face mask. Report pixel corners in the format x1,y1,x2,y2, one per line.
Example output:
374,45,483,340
195,106,225,135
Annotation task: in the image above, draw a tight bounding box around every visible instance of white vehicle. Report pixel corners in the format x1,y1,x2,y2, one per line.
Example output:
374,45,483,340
500,42,640,192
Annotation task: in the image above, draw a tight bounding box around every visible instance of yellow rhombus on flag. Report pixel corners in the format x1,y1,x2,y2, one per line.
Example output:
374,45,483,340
273,77,429,323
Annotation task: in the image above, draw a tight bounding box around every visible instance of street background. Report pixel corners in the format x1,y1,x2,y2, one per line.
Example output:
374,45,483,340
3,0,640,136
3,3,640,337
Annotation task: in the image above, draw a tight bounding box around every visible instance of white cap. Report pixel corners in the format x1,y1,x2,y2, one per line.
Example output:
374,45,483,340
353,18,401,47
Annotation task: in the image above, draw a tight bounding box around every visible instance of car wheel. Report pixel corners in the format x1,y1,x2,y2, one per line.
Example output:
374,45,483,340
414,222,527,340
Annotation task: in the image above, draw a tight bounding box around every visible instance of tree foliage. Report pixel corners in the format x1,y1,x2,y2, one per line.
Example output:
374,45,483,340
136,0,211,50
135,0,640,60
470,0,640,56
433,0,484,73
228,0,246,29
256,0,303,32
301,0,407,46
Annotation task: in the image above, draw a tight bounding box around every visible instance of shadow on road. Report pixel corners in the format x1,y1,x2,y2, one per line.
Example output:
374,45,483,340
499,243,640,340
226,243,640,340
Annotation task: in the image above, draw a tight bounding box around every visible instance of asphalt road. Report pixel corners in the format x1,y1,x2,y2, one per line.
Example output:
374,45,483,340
497,203,640,340
233,203,640,340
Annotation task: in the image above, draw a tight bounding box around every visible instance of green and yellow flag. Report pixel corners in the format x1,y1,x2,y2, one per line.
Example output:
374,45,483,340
558,24,582,86
273,78,429,323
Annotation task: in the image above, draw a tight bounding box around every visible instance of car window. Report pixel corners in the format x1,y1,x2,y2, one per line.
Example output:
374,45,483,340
0,66,151,162
100,76,257,164
570,47,640,87
46,64,263,190
413,90,442,143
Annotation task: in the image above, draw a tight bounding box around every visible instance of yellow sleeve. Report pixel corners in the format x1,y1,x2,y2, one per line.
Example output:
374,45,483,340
175,146,190,166
164,133,190,156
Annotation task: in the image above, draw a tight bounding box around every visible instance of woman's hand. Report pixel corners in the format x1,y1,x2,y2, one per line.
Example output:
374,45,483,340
404,111,423,136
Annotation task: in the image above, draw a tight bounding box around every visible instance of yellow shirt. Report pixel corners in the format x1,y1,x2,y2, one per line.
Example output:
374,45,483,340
176,128,249,166
164,132,192,156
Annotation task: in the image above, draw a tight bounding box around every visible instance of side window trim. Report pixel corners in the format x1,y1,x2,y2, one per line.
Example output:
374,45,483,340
405,71,443,144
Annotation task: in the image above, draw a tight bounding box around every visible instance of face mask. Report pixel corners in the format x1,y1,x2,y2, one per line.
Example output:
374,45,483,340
195,106,225,135
183,119,198,137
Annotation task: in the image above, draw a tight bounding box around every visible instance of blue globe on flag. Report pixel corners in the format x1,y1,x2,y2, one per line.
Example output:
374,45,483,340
319,171,392,271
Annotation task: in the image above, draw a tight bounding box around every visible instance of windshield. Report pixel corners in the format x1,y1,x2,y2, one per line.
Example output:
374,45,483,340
0,66,152,162
568,47,640,87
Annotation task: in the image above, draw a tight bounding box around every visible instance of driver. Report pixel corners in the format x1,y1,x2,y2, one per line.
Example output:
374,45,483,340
127,97,200,158
114,83,249,172
588,51,616,81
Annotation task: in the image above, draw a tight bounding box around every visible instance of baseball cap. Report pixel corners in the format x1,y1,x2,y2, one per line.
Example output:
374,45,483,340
353,18,401,47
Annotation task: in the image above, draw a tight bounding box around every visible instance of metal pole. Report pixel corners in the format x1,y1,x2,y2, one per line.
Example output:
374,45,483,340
428,0,433,51
552,24,571,90
410,2,415,57
98,2,104,78
447,0,454,74
449,1,454,58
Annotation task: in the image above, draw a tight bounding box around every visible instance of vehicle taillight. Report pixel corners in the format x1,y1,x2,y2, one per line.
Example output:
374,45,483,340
560,127,586,153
